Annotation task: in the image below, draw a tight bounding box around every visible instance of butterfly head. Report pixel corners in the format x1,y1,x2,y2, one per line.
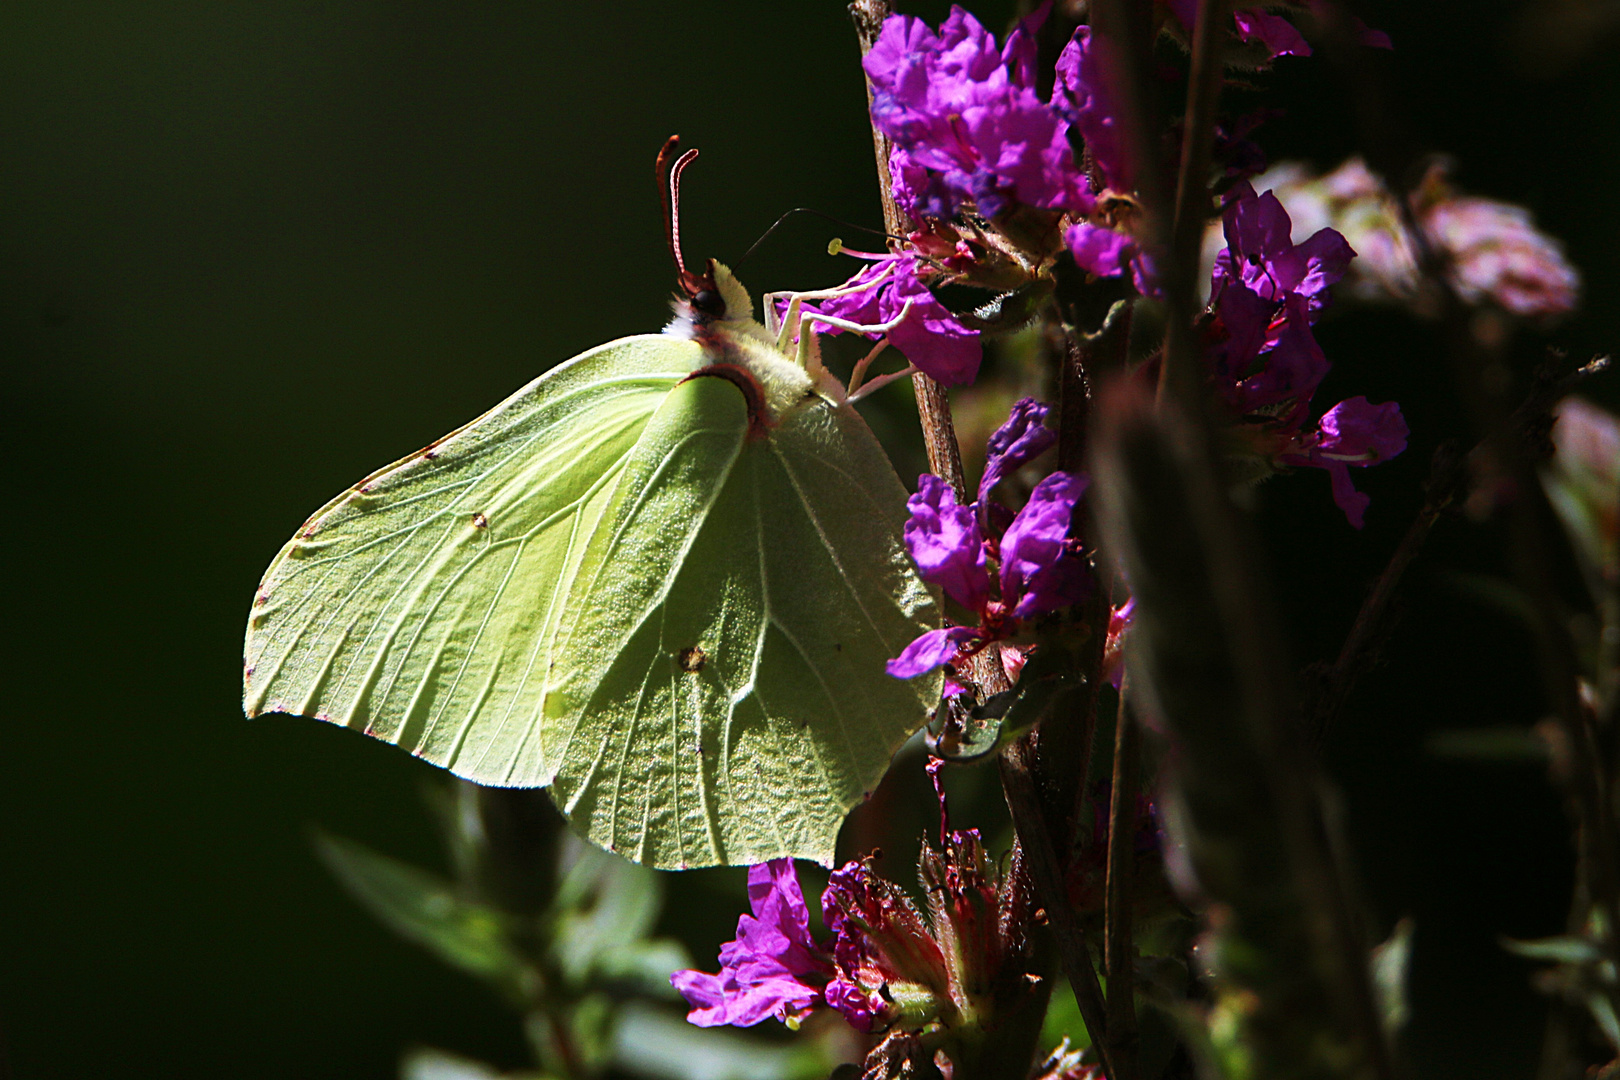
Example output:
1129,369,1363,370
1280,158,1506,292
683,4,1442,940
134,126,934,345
658,135,760,333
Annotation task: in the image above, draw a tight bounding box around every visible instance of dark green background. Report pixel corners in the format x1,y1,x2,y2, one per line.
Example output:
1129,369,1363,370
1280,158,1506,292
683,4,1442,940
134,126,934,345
3,2,1616,1077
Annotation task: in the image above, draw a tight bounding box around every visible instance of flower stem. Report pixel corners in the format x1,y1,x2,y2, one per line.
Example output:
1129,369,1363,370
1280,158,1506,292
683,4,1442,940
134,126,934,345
1104,683,1142,1080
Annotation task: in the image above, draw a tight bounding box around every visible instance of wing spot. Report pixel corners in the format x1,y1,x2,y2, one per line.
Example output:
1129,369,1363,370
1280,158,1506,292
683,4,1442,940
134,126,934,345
677,646,707,673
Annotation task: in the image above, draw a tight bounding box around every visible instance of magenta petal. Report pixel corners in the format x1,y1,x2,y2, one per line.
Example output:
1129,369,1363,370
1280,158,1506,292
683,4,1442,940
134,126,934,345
1357,22,1393,49
1234,10,1312,58
978,398,1057,504
888,309,983,385
672,858,834,1029
1000,471,1088,618
1054,28,1131,191
887,626,980,680
904,474,990,610
1066,221,1134,278
1317,397,1409,463
671,970,732,1026
1325,462,1371,529
1290,227,1356,303
863,8,1087,220
824,979,883,1033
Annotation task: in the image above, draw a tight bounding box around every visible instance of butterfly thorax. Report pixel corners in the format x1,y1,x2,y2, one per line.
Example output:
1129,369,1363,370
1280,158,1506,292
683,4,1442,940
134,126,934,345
665,261,844,432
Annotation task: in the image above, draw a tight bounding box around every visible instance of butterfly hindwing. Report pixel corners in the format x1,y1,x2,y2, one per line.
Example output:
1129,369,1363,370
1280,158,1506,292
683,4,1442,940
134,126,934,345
543,376,941,868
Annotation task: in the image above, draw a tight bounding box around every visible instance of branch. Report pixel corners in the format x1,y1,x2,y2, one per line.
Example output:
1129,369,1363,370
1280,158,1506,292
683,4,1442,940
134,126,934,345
1305,354,1612,742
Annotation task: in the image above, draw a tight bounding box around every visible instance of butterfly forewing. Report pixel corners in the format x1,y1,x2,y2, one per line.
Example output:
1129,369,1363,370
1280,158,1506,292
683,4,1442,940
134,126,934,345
243,335,701,782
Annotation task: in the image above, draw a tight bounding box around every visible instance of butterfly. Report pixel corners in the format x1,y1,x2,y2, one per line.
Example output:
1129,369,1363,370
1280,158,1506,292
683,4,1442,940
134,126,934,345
243,138,942,869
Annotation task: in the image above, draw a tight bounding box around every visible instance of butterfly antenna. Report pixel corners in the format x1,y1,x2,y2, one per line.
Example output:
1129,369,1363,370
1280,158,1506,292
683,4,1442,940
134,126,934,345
656,135,709,298
736,208,908,270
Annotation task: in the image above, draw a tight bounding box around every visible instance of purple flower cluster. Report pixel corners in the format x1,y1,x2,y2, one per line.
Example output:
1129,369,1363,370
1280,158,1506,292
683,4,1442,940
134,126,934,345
888,399,1091,682
865,5,1091,222
669,856,954,1033
673,831,1035,1038
1205,183,1408,526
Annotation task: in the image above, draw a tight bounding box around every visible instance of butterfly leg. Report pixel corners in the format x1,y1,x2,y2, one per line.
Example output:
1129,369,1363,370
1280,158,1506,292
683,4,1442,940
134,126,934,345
793,300,918,398
846,338,889,396
846,363,918,403
771,263,900,354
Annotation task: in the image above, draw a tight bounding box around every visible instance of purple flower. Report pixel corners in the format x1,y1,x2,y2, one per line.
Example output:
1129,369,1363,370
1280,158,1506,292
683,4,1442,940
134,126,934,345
864,7,1089,220
887,627,984,681
978,397,1057,503
1213,184,1355,312
1165,2,1389,61
1066,220,1137,278
1234,9,1312,57
887,400,1092,683
1229,293,1333,424
1000,471,1090,619
1053,27,1131,191
902,475,988,611
670,859,833,1028
794,249,982,386
1202,186,1407,526
1279,396,1410,528
889,145,958,222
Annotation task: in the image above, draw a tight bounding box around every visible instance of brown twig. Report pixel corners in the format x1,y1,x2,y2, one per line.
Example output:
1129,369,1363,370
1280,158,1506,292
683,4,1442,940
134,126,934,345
850,0,971,501
1306,354,1612,742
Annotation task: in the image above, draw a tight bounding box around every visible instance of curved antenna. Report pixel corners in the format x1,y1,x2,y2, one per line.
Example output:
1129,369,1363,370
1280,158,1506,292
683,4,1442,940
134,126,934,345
736,208,908,270
655,135,708,297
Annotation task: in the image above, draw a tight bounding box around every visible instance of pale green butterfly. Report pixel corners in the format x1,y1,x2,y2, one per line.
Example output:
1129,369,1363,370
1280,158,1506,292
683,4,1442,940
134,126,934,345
243,138,942,870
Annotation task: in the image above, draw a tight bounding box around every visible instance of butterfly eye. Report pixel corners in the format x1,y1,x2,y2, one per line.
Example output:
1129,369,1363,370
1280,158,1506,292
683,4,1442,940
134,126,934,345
691,288,725,317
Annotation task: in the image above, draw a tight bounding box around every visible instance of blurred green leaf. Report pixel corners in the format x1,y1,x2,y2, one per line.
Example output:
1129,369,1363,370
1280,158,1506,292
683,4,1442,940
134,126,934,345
315,831,523,985
1501,935,1603,965
551,840,681,988
594,940,692,999
1369,918,1414,1036
609,1003,834,1080
401,1048,553,1080
1588,992,1620,1051
1427,726,1551,762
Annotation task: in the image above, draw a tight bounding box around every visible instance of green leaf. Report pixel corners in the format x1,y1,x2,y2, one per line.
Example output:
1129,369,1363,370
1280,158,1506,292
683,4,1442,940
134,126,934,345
1426,727,1551,762
551,840,689,993
1501,935,1603,965
1370,918,1414,1036
315,832,522,984
609,1002,833,1080
400,1048,553,1080
1037,979,1092,1052
246,263,941,869
927,646,1082,763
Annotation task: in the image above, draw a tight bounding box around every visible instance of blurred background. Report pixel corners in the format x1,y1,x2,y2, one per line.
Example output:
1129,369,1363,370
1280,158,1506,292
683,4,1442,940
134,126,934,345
2,1,1617,1077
